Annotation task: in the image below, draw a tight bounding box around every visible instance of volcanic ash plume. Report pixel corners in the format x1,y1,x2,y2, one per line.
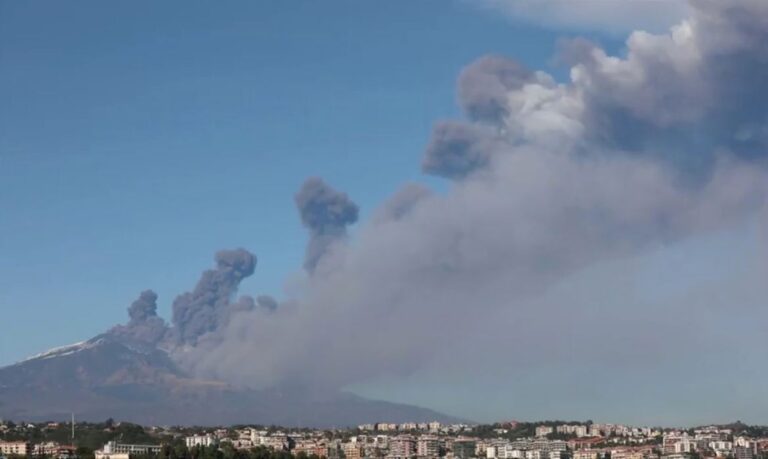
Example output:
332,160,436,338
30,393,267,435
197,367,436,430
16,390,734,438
170,248,257,346
295,177,359,273
105,1,768,415
108,290,169,346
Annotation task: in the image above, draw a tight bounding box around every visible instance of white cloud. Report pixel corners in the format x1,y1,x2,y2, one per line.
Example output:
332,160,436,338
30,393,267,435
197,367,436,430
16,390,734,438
474,0,691,34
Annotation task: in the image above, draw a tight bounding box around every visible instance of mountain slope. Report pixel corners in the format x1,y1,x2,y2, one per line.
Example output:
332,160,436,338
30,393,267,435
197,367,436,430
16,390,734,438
0,336,459,426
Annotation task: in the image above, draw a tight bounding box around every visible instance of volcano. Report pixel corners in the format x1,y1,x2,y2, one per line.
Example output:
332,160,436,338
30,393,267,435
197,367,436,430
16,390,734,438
0,333,458,426
0,249,462,427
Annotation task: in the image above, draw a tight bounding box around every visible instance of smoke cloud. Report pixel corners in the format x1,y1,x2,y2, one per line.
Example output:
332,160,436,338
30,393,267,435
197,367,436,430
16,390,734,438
170,248,256,346
128,290,159,322
109,290,169,346
104,0,768,419
295,177,359,272
176,0,768,394
422,121,507,179
256,295,279,312
457,55,533,124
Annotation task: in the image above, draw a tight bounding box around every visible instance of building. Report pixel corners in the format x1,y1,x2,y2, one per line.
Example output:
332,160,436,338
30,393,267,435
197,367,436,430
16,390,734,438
734,445,756,459
95,441,162,459
536,427,554,437
708,441,732,456
52,446,78,459
186,434,217,448
573,450,600,459
30,442,77,459
390,436,417,459
326,440,343,459
454,439,477,459
496,445,524,459
663,434,697,455
293,440,325,457
557,425,589,438
532,439,567,454
343,442,363,459
568,438,604,451
525,451,544,459
251,430,268,445
475,441,489,457
417,436,440,458
611,449,647,459
0,442,31,457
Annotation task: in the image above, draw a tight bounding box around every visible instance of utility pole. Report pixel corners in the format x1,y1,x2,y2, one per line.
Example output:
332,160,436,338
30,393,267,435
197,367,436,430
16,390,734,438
71,413,75,446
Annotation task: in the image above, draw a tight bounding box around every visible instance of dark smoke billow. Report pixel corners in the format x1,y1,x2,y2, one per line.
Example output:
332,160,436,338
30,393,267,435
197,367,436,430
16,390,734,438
170,248,257,346
128,290,160,322
422,121,507,179
109,249,274,352
108,290,169,346
456,55,533,124
295,177,359,272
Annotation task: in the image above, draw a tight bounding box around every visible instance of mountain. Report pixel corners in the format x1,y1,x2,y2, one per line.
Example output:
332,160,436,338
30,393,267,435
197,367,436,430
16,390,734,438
0,335,459,427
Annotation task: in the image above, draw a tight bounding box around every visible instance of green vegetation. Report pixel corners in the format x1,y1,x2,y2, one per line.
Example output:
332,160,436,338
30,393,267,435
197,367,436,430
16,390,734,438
1,421,155,451
132,445,315,459
0,421,327,459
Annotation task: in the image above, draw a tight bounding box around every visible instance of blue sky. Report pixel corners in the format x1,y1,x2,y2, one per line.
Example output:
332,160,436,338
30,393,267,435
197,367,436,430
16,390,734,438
0,0,614,366
4,1,767,425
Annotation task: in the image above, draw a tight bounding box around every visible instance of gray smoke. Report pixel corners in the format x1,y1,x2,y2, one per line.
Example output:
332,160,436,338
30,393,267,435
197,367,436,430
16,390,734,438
373,183,432,223
128,290,159,322
109,290,169,346
178,2,768,417
231,295,256,313
98,0,768,422
295,177,359,272
422,121,507,179
109,250,275,352
256,295,278,312
457,55,533,124
228,294,278,314
171,248,257,346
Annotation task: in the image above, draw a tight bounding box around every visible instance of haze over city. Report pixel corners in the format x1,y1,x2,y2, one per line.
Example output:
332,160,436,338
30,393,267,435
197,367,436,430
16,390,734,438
1,0,767,428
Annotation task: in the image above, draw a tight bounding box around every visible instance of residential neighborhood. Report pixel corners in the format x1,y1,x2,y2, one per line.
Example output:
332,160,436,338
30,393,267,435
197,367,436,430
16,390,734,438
1,420,767,459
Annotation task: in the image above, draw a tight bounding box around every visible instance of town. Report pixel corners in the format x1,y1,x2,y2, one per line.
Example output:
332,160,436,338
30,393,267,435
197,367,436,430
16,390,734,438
1,420,767,459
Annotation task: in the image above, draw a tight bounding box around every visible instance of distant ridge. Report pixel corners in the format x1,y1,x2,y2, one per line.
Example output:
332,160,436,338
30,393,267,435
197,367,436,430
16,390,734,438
0,335,461,427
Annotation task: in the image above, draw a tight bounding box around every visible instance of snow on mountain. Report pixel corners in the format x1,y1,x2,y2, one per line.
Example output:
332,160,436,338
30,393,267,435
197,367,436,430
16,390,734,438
17,340,94,364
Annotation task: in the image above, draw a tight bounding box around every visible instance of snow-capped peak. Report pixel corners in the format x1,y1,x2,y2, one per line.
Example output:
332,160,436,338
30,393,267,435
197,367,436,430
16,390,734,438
17,337,106,364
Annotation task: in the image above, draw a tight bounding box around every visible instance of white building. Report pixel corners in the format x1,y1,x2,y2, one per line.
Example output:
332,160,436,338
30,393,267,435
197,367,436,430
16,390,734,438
95,441,162,459
0,442,31,457
525,450,544,459
186,434,217,448
536,427,554,437
250,429,269,444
